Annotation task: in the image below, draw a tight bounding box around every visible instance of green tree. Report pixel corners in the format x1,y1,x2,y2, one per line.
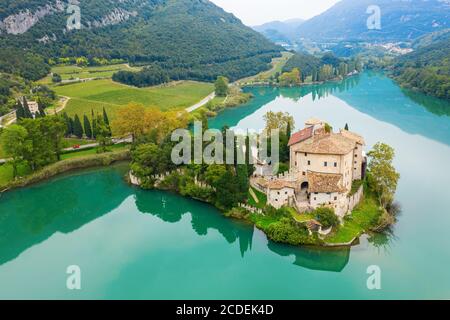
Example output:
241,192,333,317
72,114,84,138
37,101,46,117
0,124,30,178
102,107,111,136
83,114,93,139
367,142,400,208
214,76,229,97
21,118,56,170
314,207,339,229
91,109,97,138
236,164,249,201
279,68,301,86
263,111,295,135
15,99,25,120
95,116,112,153
22,97,33,119
344,123,349,131
43,116,66,161
52,73,62,83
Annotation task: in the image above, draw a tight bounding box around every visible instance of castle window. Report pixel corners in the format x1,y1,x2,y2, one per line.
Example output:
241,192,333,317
324,162,328,167
314,197,316,201
302,171,306,176
334,162,337,167
285,191,288,195
355,154,358,158
308,160,311,165
334,196,337,201
305,153,308,157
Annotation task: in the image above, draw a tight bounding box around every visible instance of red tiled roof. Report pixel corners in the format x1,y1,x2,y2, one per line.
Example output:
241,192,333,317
288,126,313,146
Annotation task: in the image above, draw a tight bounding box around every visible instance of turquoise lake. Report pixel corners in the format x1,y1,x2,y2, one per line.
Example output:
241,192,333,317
0,72,449,299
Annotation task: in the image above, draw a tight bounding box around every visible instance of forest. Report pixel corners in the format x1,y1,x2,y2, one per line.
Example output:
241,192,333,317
0,0,280,83
392,34,450,100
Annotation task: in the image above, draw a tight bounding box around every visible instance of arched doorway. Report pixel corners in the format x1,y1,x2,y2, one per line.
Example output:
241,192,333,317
301,181,309,190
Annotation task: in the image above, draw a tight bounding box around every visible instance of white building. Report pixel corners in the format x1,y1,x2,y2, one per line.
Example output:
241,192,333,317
255,118,366,217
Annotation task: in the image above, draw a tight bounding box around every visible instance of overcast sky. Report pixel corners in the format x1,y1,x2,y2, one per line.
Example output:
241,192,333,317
210,0,341,26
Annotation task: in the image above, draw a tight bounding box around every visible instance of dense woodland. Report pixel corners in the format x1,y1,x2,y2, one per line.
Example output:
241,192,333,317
392,33,450,100
0,0,280,84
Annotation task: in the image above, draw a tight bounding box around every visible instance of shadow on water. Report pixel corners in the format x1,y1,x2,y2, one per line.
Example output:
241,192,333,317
0,167,352,273
0,165,133,266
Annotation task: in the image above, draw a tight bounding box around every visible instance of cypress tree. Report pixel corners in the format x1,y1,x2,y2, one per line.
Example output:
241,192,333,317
37,101,46,117
73,114,84,138
344,123,349,131
83,114,93,139
15,100,25,120
22,97,33,119
62,113,72,136
91,109,97,138
102,107,111,136
287,121,292,138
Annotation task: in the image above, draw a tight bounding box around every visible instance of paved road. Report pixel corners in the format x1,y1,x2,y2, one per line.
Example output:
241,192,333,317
185,92,216,113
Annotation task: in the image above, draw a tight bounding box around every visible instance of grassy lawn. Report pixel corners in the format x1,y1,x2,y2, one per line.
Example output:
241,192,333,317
0,144,130,187
247,187,267,209
290,209,315,223
238,51,294,84
53,79,214,120
0,163,31,187
62,138,96,148
325,193,383,244
38,64,142,85
61,143,130,160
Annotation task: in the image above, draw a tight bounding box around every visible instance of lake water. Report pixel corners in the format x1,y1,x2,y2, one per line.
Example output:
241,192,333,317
0,72,449,299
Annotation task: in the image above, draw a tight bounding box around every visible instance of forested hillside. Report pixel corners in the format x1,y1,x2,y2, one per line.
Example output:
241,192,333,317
0,0,281,83
393,32,450,100
294,0,450,42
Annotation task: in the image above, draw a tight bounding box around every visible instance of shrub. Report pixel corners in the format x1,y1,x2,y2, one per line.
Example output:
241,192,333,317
314,207,339,229
265,217,312,245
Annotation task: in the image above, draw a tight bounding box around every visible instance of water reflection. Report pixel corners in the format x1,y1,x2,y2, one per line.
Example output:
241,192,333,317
267,242,350,273
0,166,132,265
0,165,352,272
210,72,450,147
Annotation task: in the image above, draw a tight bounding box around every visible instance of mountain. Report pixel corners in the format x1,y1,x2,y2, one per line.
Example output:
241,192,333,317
253,18,304,43
295,0,450,42
392,31,450,100
0,0,281,81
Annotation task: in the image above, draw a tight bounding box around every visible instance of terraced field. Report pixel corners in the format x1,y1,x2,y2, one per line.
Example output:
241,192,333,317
53,79,214,120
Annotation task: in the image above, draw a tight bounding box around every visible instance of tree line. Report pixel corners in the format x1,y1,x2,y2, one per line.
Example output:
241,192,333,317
62,107,111,140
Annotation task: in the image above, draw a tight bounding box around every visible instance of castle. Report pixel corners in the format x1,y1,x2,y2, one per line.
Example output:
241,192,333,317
253,118,366,217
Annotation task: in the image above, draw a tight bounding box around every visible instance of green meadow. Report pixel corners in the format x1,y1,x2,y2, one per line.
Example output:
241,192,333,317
53,79,214,120
38,64,142,85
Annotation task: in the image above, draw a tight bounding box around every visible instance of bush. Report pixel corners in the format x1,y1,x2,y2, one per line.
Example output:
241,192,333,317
314,207,339,229
265,217,313,245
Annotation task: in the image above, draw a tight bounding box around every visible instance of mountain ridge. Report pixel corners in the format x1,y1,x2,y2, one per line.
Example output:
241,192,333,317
0,0,281,81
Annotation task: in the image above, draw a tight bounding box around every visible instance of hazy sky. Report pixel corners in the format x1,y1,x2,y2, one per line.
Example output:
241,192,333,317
210,0,341,26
